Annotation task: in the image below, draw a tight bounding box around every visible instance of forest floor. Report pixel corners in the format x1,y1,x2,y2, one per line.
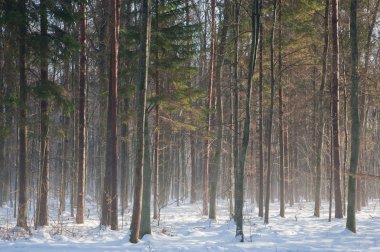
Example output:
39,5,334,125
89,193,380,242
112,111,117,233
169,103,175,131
0,197,379,251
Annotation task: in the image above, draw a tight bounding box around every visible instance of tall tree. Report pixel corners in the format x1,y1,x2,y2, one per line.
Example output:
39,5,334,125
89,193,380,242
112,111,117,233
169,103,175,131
235,0,260,241
264,0,277,225
202,0,216,216
232,0,241,221
101,0,120,230
331,0,343,219
140,116,151,237
76,0,87,225
130,0,151,243
346,0,360,233
153,0,160,219
36,0,50,227
278,0,285,218
209,0,230,220
314,0,329,218
16,0,29,230
258,0,264,218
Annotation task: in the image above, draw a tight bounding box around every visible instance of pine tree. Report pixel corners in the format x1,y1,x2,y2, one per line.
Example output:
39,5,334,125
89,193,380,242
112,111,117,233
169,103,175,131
346,0,360,233
130,0,151,243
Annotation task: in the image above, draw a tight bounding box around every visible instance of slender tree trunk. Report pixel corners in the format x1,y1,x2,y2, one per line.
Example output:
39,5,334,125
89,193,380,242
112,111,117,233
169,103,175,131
331,0,343,219
76,0,87,224
235,0,260,241
16,0,29,230
209,0,230,220
153,0,160,219
120,0,132,220
140,117,151,237
278,0,285,218
0,23,4,207
346,0,359,232
101,0,120,230
190,135,197,204
130,0,151,243
232,0,241,223
264,0,277,225
36,0,50,227
314,0,329,218
203,0,216,216
342,63,348,216
258,0,264,217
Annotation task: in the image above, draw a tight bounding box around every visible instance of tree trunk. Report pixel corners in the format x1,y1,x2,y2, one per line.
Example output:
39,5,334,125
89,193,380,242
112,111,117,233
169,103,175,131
140,117,151,237
76,0,87,225
120,0,132,220
190,135,197,204
264,0,277,225
314,0,329,218
331,0,343,219
16,0,29,230
36,0,50,227
101,0,120,230
235,0,260,241
232,0,241,223
258,0,264,218
278,0,285,218
346,0,359,233
202,0,216,216
153,0,160,219
209,0,230,220
130,0,151,243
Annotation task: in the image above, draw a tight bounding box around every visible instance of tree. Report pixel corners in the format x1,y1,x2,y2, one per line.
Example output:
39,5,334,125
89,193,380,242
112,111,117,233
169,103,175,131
16,0,29,230
264,0,277,225
36,0,50,227
76,0,87,225
257,0,264,219
314,0,329,218
202,0,216,216
232,0,241,222
346,0,360,233
101,0,120,230
130,0,151,243
278,0,285,218
140,116,151,237
235,0,260,241
209,0,230,220
331,0,343,219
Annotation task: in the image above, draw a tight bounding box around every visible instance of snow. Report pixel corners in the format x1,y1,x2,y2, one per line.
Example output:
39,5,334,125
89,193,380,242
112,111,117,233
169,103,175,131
1,198,380,251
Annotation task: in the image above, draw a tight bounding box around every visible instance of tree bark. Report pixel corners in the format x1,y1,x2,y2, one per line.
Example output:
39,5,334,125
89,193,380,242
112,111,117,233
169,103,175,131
258,0,264,218
101,0,120,230
76,0,87,225
209,0,230,220
314,0,329,218
140,117,151,237
202,0,216,216
130,0,151,243
235,0,260,241
331,0,343,219
120,0,132,220
264,0,277,225
16,0,29,230
153,0,160,219
346,0,359,232
36,0,49,227
278,0,285,218
232,0,241,223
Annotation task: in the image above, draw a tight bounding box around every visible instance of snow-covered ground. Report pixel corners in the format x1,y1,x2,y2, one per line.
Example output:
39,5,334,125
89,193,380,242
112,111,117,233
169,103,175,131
1,198,379,251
